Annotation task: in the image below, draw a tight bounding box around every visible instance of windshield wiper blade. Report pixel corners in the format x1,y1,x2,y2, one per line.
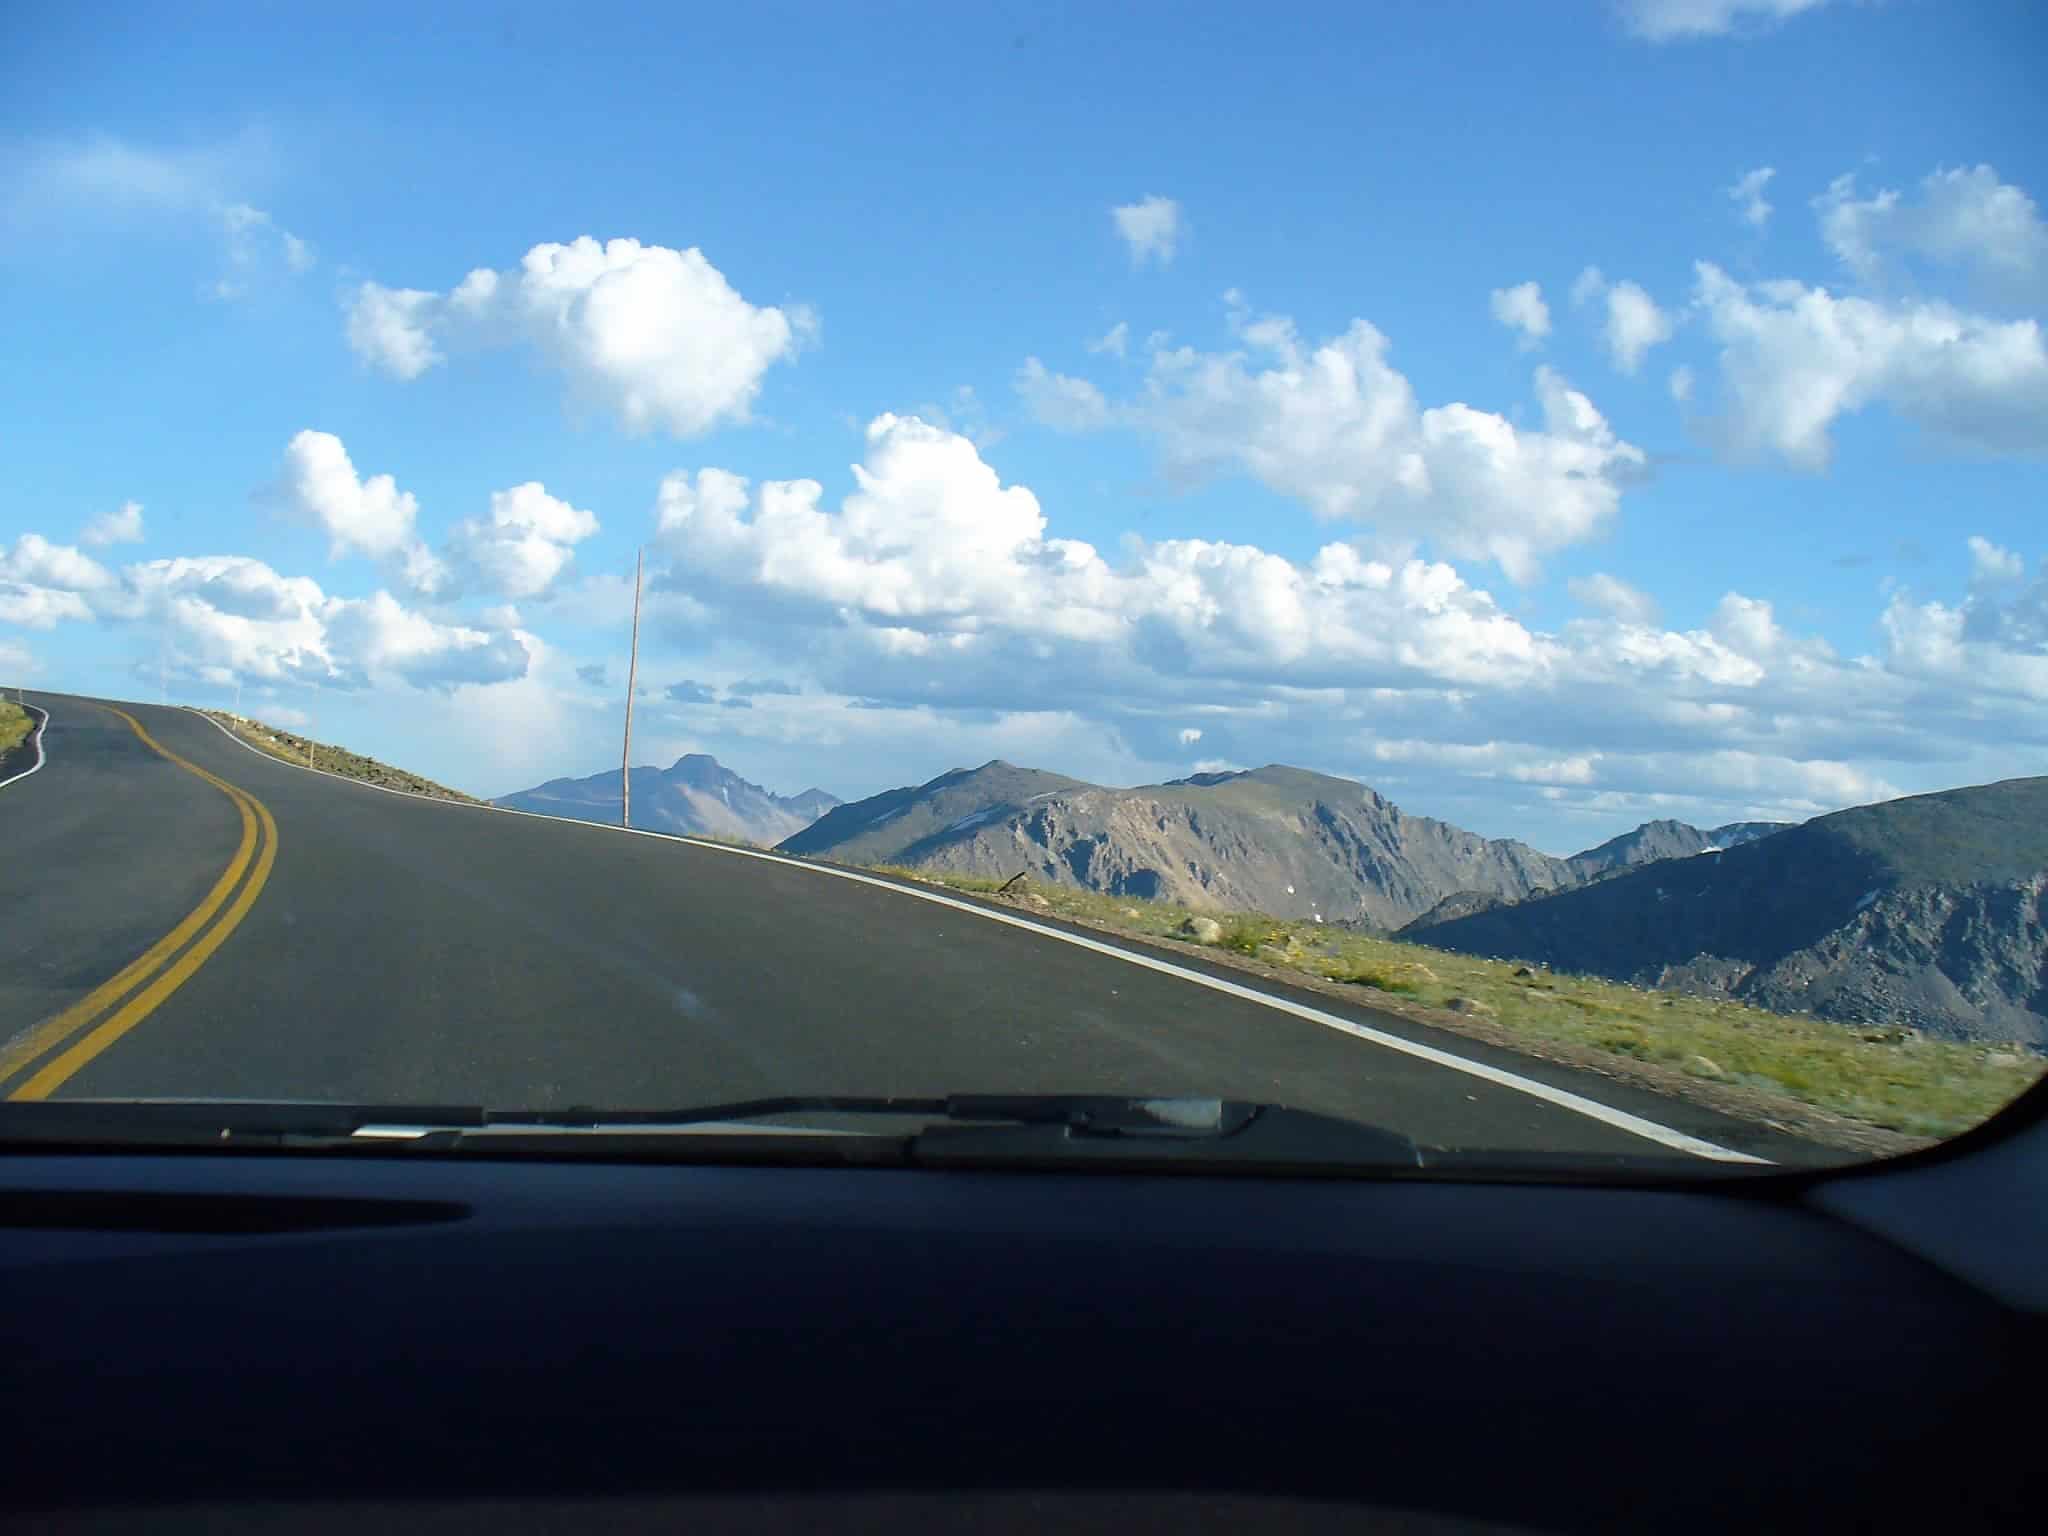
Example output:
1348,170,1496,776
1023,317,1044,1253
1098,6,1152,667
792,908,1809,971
0,1099,487,1148
473,1094,1260,1137
0,1095,1426,1171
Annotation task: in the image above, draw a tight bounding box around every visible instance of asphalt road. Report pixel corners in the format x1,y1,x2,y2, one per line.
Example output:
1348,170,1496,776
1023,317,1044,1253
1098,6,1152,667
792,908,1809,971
0,691,1829,1164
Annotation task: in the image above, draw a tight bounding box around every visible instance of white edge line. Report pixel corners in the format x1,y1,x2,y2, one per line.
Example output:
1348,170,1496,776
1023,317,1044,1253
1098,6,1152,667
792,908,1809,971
0,703,50,794
186,706,1769,1165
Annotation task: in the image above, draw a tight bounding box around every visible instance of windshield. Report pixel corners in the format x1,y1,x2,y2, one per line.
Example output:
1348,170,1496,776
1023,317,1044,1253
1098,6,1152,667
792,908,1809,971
1,1,2043,1175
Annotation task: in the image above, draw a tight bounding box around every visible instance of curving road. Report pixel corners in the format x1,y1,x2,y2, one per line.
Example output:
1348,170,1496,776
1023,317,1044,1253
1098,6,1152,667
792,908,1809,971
0,691,1827,1163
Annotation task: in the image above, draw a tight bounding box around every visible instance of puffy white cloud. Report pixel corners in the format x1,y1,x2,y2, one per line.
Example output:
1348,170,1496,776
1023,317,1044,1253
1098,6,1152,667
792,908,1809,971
1968,535,2025,584
277,433,596,601
281,430,422,560
1816,165,2048,307
279,430,447,594
1177,728,1203,746
323,591,530,691
657,416,1585,692
0,585,92,629
1133,311,1644,581
1489,281,1551,348
1575,270,1674,374
1690,261,2048,466
1112,195,1182,266
1881,559,2048,705
447,482,601,599
1728,166,1776,228
1,534,114,592
346,283,442,380
348,237,807,437
1016,357,1113,431
80,500,144,547
1088,321,1130,359
1616,0,1830,42
1,537,530,695
1669,365,1696,403
1568,572,1661,627
1603,280,1675,373
656,413,1117,635
0,534,111,629
635,414,2048,836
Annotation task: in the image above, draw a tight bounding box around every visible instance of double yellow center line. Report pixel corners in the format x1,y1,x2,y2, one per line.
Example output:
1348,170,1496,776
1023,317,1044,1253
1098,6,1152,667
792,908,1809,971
0,706,279,1100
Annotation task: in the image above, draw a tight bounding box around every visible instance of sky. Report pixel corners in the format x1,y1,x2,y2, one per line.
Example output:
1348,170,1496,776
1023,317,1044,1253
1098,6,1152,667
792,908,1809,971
2,0,2045,854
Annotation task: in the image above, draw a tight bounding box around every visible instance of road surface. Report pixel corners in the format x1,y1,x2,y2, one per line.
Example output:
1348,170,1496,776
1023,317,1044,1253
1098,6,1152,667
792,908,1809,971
0,692,1824,1163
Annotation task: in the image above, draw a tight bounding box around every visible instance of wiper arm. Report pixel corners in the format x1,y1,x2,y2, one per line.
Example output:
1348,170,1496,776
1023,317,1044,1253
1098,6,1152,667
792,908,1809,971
0,1099,487,1148
474,1094,1260,1138
0,1095,1426,1172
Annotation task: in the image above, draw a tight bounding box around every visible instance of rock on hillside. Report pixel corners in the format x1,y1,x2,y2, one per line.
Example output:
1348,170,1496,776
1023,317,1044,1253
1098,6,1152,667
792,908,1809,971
1405,777,2048,1047
495,754,840,846
779,761,1579,929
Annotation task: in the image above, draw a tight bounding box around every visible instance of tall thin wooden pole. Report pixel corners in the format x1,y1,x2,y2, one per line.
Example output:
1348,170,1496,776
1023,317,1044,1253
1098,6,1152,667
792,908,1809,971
621,547,643,828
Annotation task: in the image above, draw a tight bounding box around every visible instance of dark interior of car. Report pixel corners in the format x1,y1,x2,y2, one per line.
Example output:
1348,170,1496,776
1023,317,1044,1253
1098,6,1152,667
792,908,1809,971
4,1081,2042,1535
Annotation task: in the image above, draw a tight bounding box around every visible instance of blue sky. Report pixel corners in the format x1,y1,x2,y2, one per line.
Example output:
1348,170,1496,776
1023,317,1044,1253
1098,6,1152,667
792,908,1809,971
3,0,2045,853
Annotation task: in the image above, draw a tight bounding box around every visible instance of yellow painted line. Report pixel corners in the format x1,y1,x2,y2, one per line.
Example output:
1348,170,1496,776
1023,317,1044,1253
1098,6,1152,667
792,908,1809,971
0,706,278,1098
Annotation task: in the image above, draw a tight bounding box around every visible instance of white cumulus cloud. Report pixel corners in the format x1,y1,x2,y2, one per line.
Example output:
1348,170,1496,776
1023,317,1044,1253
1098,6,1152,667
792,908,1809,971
281,430,423,560
1584,277,1675,373
1690,260,2048,467
345,236,809,436
1112,196,1182,267
447,483,601,600
1816,164,2048,307
0,532,105,630
1132,309,1645,581
279,430,447,594
1968,535,2025,584
346,284,443,380
1,533,114,593
80,501,145,547
638,415,2046,826
1490,281,1551,349
0,539,530,695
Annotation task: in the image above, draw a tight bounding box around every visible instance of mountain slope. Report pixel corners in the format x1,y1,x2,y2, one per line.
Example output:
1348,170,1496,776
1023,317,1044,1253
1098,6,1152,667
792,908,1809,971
496,754,840,846
1405,778,2048,1046
780,761,1579,929
1566,818,1790,878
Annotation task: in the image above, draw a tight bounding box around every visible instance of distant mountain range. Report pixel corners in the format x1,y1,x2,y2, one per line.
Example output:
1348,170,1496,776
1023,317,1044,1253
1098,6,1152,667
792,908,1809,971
1565,818,1790,878
781,761,1586,931
1404,778,2048,1048
496,754,840,845
497,744,2046,1047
